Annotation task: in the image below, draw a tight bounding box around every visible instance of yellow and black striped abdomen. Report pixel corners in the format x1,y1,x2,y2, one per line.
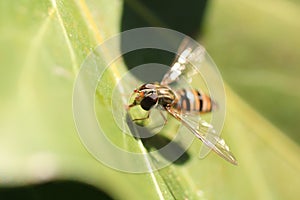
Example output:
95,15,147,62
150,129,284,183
174,89,212,113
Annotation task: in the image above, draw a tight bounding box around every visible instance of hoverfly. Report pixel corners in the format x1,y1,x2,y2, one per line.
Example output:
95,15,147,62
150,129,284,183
127,45,237,165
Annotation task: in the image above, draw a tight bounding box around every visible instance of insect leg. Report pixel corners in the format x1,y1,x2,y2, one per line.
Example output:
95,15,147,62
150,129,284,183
131,111,151,122
158,109,168,126
125,101,138,111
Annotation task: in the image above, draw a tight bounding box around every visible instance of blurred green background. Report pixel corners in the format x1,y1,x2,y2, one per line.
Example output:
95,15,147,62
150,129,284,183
0,0,300,199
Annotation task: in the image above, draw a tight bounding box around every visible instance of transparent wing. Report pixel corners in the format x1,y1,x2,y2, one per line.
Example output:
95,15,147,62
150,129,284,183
165,107,238,165
161,39,206,86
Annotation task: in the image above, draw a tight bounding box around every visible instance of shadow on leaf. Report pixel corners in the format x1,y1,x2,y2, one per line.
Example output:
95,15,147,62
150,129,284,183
0,180,114,200
126,114,190,165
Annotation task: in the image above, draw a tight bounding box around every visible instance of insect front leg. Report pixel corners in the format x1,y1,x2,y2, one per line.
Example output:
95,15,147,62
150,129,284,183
126,101,137,111
131,111,151,122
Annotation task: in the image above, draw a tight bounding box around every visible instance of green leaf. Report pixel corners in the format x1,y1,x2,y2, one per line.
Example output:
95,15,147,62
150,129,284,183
1,0,300,199
203,0,300,143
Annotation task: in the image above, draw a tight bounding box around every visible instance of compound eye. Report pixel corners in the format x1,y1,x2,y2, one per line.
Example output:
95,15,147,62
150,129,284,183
140,96,157,111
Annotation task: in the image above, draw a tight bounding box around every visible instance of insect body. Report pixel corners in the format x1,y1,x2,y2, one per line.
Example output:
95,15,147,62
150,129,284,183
129,83,212,114
128,46,237,165
174,89,212,114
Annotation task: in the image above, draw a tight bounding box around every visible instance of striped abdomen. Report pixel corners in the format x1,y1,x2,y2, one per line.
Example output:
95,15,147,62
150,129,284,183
174,89,212,113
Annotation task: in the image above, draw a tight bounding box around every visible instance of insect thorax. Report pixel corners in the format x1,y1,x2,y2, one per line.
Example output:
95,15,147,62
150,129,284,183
157,86,177,107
